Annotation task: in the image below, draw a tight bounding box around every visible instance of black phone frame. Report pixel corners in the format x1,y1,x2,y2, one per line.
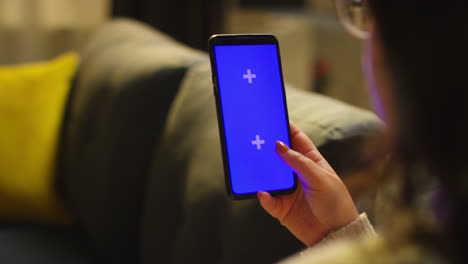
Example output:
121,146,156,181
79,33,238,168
208,34,298,200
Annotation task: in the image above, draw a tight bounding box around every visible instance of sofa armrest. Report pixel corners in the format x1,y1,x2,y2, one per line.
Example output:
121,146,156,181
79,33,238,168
59,19,203,262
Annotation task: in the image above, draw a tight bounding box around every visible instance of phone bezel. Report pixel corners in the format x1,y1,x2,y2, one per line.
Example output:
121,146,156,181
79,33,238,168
208,34,298,200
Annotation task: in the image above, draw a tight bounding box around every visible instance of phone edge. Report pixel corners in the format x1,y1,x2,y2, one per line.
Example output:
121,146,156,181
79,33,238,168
208,34,298,200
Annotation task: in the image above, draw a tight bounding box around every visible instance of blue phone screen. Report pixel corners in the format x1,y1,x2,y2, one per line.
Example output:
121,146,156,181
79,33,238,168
214,44,295,195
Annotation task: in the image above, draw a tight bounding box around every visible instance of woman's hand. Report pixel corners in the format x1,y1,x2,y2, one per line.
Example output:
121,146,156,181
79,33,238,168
258,123,359,247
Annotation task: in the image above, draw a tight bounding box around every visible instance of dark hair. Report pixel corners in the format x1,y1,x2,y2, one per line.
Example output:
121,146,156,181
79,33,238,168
367,2,468,263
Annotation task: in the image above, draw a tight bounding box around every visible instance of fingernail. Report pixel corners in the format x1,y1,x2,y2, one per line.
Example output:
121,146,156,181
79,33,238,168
276,141,290,154
258,191,271,199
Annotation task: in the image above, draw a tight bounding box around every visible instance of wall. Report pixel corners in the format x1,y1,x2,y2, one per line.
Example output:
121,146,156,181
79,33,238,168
227,1,373,110
226,8,316,92
0,0,110,64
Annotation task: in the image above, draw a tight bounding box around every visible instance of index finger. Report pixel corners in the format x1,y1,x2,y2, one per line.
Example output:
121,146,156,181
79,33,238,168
289,122,336,173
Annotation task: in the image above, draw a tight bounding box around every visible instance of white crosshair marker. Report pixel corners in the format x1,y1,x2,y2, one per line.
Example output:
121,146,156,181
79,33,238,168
252,135,266,150
243,69,257,84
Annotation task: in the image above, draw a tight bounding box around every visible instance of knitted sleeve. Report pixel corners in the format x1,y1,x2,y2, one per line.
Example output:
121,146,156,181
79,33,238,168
315,213,376,247
279,213,377,264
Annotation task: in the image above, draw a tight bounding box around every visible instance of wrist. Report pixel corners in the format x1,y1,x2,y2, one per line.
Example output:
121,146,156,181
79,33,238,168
306,210,360,247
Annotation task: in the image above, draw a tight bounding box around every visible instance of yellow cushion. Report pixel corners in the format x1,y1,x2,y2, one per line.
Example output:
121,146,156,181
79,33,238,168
0,52,79,224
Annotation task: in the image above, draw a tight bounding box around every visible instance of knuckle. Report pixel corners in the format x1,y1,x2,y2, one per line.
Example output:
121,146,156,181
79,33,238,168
297,153,311,164
290,151,311,167
305,149,323,163
288,150,303,163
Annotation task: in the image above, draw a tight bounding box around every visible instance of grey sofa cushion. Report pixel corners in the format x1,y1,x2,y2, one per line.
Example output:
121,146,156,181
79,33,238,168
141,63,383,263
60,19,205,262
0,226,97,264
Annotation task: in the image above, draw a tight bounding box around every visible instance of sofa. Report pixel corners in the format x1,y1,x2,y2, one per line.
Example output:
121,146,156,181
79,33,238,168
0,19,383,264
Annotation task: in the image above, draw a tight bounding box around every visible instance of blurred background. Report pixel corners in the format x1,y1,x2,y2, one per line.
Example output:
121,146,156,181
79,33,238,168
0,0,371,110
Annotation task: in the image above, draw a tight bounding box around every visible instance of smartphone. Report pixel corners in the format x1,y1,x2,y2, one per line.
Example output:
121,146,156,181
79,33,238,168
209,34,297,199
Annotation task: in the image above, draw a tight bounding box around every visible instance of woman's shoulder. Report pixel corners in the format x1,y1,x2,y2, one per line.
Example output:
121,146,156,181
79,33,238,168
279,235,444,264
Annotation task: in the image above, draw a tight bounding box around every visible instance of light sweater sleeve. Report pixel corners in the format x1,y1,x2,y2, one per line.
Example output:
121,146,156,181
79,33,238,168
315,212,376,247
279,213,376,264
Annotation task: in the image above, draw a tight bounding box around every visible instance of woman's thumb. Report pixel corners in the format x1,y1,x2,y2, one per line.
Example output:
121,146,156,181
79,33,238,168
276,141,328,189
258,192,282,219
